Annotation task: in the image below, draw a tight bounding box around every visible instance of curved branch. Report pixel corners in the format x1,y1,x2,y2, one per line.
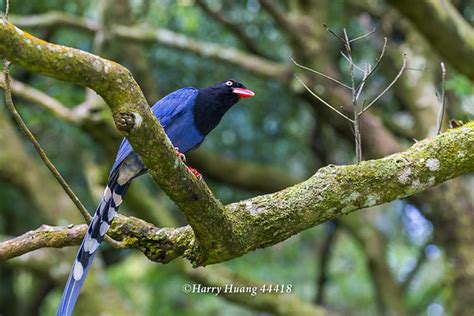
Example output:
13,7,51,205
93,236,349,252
0,19,239,264
11,11,99,33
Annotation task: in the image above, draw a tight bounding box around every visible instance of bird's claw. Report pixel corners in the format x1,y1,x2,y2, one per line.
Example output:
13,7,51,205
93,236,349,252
175,147,186,162
187,166,203,180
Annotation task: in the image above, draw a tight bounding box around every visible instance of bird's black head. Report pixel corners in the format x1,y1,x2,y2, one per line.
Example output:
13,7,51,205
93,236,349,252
193,79,255,135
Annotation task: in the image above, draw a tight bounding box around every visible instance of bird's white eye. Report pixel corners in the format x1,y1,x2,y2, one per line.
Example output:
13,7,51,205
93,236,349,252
225,80,233,86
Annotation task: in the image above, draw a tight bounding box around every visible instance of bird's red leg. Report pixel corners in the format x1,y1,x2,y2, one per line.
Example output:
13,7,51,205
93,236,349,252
187,166,203,180
175,147,202,180
175,147,186,162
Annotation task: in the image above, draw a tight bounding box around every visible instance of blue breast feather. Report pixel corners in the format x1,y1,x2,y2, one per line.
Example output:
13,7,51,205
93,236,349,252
110,87,204,173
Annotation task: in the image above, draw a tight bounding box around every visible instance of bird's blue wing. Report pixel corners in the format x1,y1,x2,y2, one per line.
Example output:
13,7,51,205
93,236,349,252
151,87,198,128
110,87,199,172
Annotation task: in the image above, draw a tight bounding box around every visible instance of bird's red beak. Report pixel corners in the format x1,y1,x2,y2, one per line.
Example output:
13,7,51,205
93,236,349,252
232,87,255,99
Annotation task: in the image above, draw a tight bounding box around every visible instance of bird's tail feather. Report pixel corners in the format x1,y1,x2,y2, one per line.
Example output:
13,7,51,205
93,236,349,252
57,169,129,316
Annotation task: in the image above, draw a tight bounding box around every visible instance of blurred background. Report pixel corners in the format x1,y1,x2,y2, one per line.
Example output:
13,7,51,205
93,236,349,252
0,0,473,315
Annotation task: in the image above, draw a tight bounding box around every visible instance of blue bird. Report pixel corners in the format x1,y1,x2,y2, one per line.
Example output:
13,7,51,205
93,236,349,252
57,80,255,315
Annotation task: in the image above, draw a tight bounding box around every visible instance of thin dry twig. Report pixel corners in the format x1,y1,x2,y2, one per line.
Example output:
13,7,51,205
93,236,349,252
355,37,388,94
323,23,346,43
360,54,407,115
435,62,447,135
355,67,368,102
342,28,363,162
2,62,124,249
2,63,92,222
340,51,366,74
349,27,376,43
295,75,354,123
291,57,351,89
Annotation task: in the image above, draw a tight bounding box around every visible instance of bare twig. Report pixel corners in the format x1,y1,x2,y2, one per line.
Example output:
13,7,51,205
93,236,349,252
323,24,346,43
355,65,370,102
2,62,124,249
291,57,351,89
341,51,366,74
295,75,354,123
435,62,447,135
321,27,394,162
355,37,388,94
342,28,363,162
2,62,91,223
360,54,407,115
350,27,376,43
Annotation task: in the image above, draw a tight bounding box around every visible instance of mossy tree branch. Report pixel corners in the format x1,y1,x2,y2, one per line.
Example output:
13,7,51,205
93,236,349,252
0,19,240,264
1,122,473,265
1,18,473,267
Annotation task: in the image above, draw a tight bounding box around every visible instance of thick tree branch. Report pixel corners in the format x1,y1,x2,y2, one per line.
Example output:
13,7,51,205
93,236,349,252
387,0,474,81
2,123,473,265
0,225,86,261
0,19,240,264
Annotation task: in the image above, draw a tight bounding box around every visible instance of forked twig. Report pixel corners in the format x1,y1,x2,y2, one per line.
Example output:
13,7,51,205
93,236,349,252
295,75,354,123
360,54,407,115
355,37,388,94
341,51,366,74
350,27,376,43
292,57,351,89
295,25,406,163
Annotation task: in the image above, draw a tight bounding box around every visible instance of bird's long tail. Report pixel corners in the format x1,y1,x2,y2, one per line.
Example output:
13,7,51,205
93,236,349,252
57,169,129,316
